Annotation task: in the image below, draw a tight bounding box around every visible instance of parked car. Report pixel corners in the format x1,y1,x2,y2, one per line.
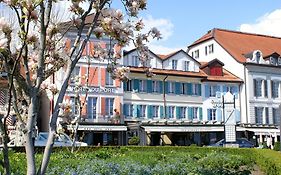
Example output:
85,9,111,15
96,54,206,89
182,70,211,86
35,132,87,147
209,138,254,148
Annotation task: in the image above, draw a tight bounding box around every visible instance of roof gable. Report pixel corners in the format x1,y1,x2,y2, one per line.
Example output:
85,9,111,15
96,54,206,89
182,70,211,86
189,28,281,63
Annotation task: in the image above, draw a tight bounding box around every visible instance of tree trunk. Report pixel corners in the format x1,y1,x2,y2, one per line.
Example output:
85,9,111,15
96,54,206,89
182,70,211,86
25,94,38,175
39,64,73,174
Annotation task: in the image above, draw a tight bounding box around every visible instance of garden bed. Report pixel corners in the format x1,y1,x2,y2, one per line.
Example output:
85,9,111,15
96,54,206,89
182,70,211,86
1,146,281,174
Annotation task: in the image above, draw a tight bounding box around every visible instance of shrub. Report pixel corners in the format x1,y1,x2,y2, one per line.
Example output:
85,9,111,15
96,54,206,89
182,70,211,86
273,142,280,151
128,136,140,145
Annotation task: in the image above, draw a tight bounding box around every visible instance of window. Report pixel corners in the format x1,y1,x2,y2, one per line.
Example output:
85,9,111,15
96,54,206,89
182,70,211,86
255,107,263,124
272,81,280,98
105,98,114,115
210,85,219,97
70,66,80,84
124,80,132,91
205,46,208,55
139,80,147,92
181,83,186,95
124,104,134,118
70,97,79,115
265,107,269,124
179,107,187,119
168,82,175,94
192,84,201,96
87,97,97,119
106,71,113,86
254,79,262,97
208,109,216,120
273,108,280,125
132,56,139,66
172,60,178,69
210,66,222,76
152,81,159,93
168,106,175,118
193,107,198,119
208,44,214,54
139,105,146,118
194,50,199,59
184,61,190,71
152,106,159,118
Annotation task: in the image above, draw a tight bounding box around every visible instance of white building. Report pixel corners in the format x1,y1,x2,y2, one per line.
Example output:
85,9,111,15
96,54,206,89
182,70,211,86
123,48,242,146
188,28,281,144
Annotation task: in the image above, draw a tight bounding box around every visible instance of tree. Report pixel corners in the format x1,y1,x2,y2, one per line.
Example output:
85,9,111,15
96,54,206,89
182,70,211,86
0,0,161,174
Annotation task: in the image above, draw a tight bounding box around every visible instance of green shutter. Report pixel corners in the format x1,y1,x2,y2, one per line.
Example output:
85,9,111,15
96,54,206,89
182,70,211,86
175,82,181,95
159,81,163,93
160,106,164,119
198,84,202,96
147,105,153,119
188,107,193,120
133,104,138,118
147,80,152,93
176,106,180,119
187,83,192,95
133,79,139,92
205,85,210,97
123,81,127,91
165,81,169,94
199,107,203,120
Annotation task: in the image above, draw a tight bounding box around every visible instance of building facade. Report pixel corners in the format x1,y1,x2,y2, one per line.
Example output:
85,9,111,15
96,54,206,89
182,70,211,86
123,49,243,145
188,28,281,145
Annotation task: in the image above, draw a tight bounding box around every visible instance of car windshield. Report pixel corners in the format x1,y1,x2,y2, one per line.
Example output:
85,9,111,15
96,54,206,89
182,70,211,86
38,133,48,140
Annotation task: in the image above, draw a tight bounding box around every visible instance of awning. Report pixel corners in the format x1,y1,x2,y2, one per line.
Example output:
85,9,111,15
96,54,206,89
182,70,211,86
67,125,127,131
242,128,280,135
141,125,224,132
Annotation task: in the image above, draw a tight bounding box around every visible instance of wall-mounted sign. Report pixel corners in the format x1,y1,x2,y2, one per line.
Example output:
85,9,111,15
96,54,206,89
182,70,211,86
67,86,117,93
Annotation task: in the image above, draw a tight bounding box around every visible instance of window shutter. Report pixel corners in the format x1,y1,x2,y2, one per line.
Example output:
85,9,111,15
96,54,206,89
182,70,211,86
133,79,139,92
253,79,257,97
199,107,203,120
87,98,93,119
216,109,222,122
165,81,169,94
271,80,274,98
147,105,153,119
254,107,258,123
235,109,241,123
265,107,269,124
159,106,164,119
133,104,138,118
123,104,128,117
147,80,152,93
123,81,127,91
176,106,180,119
175,82,181,95
232,86,238,99
205,85,210,97
187,83,192,95
198,84,202,96
158,81,163,93
188,107,193,120
207,109,211,120
264,80,268,97
223,85,227,95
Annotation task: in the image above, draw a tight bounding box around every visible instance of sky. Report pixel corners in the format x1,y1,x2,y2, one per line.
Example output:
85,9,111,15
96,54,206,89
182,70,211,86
137,0,281,54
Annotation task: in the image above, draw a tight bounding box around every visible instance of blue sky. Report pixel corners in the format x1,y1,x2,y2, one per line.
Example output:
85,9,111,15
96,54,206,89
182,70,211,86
138,0,281,54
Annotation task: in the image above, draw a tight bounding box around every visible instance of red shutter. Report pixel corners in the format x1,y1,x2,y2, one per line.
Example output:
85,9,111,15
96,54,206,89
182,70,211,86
80,66,86,85
64,38,71,53
89,67,98,86
101,68,106,87
101,97,106,116
89,41,95,57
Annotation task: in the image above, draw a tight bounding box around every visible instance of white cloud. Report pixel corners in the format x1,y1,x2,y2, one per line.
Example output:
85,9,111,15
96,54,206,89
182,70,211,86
239,9,281,37
125,15,185,54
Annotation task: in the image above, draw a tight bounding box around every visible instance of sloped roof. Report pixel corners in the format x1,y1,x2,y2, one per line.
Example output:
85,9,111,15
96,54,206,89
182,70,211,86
129,67,207,78
189,28,281,63
202,69,243,83
123,48,161,60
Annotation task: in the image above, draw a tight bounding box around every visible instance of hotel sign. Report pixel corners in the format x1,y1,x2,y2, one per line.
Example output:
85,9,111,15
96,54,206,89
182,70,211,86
67,86,117,93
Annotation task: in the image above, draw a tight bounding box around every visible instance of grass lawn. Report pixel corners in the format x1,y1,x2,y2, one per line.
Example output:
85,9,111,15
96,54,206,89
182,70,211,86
2,146,281,175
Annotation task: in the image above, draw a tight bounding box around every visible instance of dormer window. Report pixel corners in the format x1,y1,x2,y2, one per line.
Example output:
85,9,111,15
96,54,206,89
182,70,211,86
172,60,178,69
184,61,190,71
210,66,222,76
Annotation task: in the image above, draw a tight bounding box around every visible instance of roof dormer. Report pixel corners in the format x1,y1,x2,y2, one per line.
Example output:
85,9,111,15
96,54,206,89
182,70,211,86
245,50,265,64
201,58,224,76
263,52,280,66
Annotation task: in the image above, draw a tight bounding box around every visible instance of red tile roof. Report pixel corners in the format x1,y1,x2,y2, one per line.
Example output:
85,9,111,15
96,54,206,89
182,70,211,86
189,28,281,63
129,66,243,83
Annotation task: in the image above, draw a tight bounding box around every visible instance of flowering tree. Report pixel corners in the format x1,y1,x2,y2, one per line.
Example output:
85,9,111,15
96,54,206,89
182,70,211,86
0,0,161,174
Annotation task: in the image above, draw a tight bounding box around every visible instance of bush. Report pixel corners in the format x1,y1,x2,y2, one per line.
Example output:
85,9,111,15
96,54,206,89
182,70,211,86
128,136,140,145
273,142,280,151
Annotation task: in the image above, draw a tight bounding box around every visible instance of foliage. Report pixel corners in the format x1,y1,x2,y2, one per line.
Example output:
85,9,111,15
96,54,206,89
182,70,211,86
3,146,280,174
128,136,140,145
273,142,280,151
